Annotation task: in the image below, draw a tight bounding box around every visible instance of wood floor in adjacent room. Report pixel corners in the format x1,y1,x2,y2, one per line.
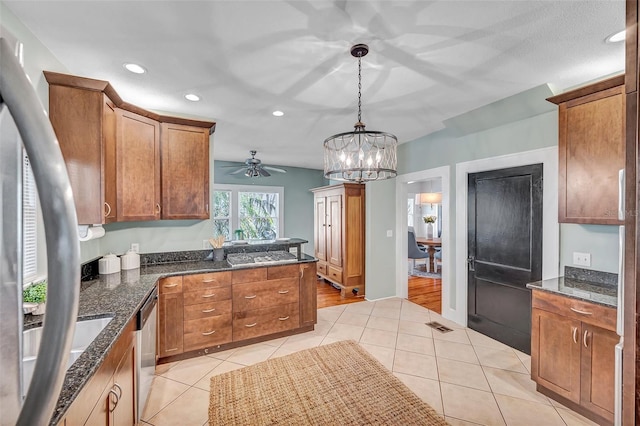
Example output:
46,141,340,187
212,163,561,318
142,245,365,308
316,275,442,314
408,275,442,314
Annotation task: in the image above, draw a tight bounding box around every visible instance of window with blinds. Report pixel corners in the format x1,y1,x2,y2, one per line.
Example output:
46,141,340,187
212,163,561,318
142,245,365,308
23,149,37,283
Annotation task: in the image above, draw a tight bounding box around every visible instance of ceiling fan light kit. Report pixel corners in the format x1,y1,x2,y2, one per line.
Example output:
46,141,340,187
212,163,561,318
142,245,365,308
323,43,398,183
224,150,287,178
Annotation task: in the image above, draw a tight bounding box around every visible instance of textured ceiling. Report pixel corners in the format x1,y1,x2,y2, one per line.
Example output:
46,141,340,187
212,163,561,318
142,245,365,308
4,0,625,170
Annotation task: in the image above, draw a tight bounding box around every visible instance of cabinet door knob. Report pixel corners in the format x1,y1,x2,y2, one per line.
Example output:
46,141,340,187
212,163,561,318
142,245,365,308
278,316,290,321
113,383,123,399
202,294,216,298
570,307,592,315
202,330,216,336
108,388,119,412
572,326,578,344
245,323,257,328
164,283,178,288
104,202,112,217
244,295,257,299
156,203,161,214
201,308,216,313
583,330,589,348
202,278,218,283
278,290,289,294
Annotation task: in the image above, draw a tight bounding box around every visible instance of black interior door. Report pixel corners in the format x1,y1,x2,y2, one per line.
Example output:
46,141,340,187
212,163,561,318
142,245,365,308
468,164,543,354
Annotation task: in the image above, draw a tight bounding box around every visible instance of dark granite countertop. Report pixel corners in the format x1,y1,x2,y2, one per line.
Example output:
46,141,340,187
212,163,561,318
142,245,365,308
24,253,316,425
526,277,618,308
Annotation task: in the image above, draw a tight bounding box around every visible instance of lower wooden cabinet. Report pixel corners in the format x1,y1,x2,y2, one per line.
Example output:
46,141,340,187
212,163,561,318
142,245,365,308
299,262,317,328
158,276,184,357
531,289,617,424
61,319,136,426
157,262,318,362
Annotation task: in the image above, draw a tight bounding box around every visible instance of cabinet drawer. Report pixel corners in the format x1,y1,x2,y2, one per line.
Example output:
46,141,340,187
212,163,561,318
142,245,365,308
267,264,299,279
317,262,327,275
233,303,299,341
183,315,232,351
232,268,267,284
184,299,232,320
183,286,232,306
532,290,616,332
183,271,231,292
327,266,342,283
232,278,299,312
159,276,183,294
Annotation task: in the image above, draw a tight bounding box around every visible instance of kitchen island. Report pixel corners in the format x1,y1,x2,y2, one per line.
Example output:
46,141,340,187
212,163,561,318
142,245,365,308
24,253,317,425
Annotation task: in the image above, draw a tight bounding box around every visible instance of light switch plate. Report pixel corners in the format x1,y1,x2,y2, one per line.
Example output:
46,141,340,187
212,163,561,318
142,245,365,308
386,230,393,237
572,252,591,267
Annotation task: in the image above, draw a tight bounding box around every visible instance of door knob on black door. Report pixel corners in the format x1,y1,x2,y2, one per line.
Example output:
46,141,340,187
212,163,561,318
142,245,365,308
467,256,476,271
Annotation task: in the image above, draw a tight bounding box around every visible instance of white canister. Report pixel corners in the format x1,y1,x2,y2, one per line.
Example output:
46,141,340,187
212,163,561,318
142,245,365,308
121,249,140,270
99,253,121,274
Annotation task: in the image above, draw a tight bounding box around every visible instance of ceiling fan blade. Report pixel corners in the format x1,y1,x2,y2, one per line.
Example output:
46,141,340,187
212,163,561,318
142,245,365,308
258,167,271,177
263,166,287,173
229,167,247,175
220,164,247,168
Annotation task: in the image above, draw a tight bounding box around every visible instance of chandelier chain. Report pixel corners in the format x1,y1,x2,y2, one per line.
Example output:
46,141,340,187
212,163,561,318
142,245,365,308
357,54,362,124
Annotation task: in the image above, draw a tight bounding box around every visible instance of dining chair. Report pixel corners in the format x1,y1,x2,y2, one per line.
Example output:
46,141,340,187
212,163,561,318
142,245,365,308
408,229,429,270
434,248,442,273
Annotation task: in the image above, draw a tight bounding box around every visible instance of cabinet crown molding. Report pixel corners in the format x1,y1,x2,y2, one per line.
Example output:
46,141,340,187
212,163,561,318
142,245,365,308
546,74,625,105
43,71,216,134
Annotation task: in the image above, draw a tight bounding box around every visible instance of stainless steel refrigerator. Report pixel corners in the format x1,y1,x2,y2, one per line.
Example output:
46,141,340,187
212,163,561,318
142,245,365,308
0,35,80,425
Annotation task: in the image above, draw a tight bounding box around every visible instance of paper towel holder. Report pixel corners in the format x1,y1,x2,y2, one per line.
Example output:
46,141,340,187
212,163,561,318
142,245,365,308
78,224,106,242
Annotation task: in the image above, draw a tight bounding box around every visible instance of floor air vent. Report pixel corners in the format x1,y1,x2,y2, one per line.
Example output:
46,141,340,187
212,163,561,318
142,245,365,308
425,321,453,333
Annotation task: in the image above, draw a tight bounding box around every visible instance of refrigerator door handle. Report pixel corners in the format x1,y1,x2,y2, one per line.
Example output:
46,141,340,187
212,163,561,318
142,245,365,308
617,226,624,336
614,340,623,426
618,169,625,221
0,38,80,426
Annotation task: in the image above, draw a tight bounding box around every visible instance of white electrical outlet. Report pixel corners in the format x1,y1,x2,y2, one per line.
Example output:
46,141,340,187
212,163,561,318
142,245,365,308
131,243,139,253
572,252,591,267
203,239,211,249
386,230,393,237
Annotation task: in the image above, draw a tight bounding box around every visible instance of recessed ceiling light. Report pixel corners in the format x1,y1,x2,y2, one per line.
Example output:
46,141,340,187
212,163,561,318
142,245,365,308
606,29,625,43
185,93,200,102
123,63,146,74
272,110,284,117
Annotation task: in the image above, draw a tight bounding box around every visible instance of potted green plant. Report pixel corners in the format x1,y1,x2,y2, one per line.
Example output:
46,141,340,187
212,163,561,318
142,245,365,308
23,280,47,315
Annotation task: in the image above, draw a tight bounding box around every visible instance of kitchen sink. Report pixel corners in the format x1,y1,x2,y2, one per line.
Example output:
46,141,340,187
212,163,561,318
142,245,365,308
22,316,113,397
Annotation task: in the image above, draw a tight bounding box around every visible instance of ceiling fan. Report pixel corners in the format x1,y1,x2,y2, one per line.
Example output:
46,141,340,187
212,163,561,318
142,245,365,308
224,150,287,177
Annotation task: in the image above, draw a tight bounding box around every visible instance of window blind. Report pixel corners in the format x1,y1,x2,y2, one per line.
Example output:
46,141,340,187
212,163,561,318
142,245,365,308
23,149,37,282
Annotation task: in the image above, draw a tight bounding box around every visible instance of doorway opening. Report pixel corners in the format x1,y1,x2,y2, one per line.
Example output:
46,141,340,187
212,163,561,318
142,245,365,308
395,166,451,317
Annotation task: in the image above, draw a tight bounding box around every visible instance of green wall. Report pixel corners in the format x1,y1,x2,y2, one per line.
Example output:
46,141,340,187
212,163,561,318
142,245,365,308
366,108,621,303
96,160,326,258
213,160,327,252
1,2,70,274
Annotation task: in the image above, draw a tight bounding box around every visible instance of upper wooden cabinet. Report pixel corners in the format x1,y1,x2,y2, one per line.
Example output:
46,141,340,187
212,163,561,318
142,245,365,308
547,75,625,224
311,183,365,298
160,123,210,219
47,85,117,224
116,109,161,221
44,71,215,224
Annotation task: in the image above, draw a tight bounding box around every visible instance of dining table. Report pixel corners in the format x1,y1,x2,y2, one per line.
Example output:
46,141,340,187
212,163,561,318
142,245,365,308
416,237,442,272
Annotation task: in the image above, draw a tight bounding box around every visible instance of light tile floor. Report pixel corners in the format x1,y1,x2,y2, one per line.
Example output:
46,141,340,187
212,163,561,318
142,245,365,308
141,298,598,426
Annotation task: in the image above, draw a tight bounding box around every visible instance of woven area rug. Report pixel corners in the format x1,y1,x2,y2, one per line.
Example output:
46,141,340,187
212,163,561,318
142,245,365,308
410,264,442,279
209,340,448,425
